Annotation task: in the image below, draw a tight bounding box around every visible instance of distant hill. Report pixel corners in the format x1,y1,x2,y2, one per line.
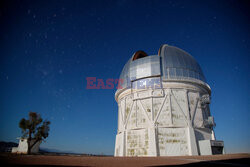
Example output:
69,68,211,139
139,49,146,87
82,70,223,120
0,141,18,152
0,141,111,156
39,147,91,156
39,147,63,153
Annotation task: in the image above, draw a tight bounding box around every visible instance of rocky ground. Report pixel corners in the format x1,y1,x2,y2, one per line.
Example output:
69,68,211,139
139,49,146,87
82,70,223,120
0,153,249,167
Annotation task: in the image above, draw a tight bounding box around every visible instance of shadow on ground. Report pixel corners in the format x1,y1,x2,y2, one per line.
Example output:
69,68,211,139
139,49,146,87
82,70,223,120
148,158,250,167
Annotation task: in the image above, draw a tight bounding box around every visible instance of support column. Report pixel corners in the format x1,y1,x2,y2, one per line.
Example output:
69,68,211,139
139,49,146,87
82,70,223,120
168,89,173,125
148,126,157,156
187,126,198,155
124,130,127,156
185,90,192,126
114,131,126,156
211,129,216,140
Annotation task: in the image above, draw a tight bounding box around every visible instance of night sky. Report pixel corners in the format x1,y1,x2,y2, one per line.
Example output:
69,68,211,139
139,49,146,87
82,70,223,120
0,0,249,155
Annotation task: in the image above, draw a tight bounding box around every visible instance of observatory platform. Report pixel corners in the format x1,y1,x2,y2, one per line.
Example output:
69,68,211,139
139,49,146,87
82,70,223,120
114,44,224,156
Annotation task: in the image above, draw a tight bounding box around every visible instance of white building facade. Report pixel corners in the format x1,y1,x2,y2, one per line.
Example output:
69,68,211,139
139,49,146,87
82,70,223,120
114,44,224,156
12,138,41,154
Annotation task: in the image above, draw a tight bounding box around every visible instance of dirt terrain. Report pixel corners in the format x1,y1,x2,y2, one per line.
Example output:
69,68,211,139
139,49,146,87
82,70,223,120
0,153,250,167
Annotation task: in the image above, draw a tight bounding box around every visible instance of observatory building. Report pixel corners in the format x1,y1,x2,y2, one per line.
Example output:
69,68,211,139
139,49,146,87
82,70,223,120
114,44,224,156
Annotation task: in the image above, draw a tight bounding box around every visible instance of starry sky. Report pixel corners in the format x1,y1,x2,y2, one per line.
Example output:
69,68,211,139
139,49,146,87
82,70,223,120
0,0,249,155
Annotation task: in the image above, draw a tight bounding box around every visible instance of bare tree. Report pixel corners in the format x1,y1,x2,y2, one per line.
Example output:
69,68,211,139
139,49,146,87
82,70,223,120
19,112,50,154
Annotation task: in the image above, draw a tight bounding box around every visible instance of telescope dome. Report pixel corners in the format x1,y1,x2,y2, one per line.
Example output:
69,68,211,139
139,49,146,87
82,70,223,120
115,44,222,157
119,44,206,89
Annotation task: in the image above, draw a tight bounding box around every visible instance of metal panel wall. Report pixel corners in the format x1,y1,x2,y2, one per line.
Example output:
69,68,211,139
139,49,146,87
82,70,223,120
130,56,161,81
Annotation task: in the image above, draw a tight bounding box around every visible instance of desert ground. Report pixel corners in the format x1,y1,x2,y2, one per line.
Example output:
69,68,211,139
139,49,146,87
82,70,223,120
0,153,250,167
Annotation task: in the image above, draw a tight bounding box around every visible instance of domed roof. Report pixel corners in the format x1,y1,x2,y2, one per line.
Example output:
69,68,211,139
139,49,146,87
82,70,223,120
119,44,206,89
159,44,206,82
